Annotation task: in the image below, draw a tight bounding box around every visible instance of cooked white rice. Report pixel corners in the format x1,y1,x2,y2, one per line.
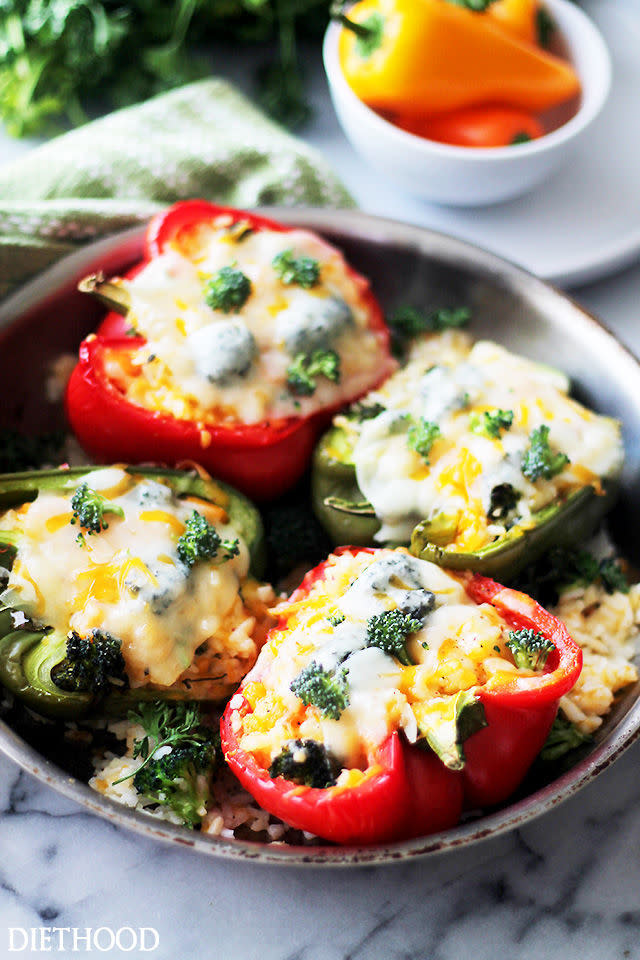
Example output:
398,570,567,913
554,581,640,734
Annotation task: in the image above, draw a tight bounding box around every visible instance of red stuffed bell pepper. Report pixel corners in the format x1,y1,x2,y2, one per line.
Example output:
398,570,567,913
221,546,582,845
66,201,395,501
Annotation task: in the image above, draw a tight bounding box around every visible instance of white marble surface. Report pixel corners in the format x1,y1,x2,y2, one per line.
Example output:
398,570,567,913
1,15,640,960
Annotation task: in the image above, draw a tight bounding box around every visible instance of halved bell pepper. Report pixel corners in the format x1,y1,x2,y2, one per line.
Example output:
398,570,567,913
65,200,394,502
221,547,582,844
311,422,619,580
461,572,582,806
335,0,580,117
0,464,266,719
221,720,463,845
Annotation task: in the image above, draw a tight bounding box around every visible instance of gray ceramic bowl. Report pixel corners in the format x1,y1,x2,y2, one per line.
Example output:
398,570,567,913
0,208,638,866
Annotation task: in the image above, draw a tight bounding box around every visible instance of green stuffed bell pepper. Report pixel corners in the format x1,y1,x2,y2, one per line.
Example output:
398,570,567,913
312,333,623,579
0,465,272,719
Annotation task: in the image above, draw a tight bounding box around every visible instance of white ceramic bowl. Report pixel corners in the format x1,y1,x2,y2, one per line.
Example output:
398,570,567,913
323,0,611,206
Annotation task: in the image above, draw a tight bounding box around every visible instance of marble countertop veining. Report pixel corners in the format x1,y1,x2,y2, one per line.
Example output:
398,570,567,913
1,23,640,960
1,736,640,960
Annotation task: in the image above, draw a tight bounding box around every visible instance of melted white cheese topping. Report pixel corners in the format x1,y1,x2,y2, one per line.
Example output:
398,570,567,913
239,549,517,770
120,221,389,424
0,468,253,687
344,332,623,546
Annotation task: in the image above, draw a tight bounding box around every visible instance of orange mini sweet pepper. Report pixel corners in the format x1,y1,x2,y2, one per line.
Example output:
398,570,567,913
490,0,539,45
335,0,580,117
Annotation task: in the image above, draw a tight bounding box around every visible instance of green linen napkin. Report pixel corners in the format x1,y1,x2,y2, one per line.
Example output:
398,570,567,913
0,78,354,299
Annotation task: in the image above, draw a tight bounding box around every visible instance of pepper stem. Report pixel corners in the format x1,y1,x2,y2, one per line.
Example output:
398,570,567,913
78,272,131,316
329,5,375,40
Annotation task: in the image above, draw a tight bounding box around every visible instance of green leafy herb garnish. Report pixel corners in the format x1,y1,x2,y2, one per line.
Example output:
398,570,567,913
112,701,220,828
0,1,328,137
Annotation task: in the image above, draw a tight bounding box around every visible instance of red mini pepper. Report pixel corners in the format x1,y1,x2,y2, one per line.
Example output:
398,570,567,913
221,548,582,845
65,201,394,501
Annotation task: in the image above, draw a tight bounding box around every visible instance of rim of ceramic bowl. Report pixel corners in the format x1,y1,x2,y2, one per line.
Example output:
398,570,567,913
323,0,612,162
0,208,639,866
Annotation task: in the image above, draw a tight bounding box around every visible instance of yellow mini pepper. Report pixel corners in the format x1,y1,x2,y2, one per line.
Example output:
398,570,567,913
335,0,580,117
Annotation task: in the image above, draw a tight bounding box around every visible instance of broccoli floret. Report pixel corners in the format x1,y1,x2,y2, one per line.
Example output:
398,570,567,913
487,483,520,523
387,305,470,356
50,629,128,695
407,417,441,464
506,628,555,671
290,661,350,721
176,510,239,568
132,739,214,827
122,701,220,829
0,428,65,472
269,738,340,788
539,712,591,762
286,350,341,396
521,425,570,481
470,408,514,439
365,609,423,666
204,265,252,313
70,483,124,538
272,249,320,289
